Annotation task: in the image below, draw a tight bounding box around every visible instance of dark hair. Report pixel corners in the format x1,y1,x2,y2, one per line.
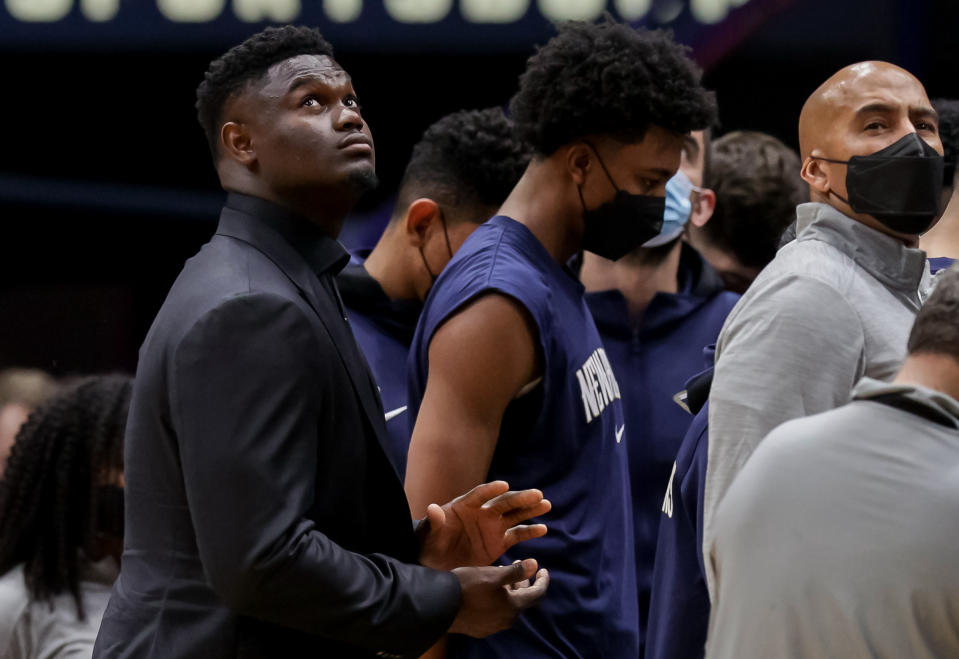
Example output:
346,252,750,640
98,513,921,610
932,99,959,187
704,131,806,269
196,26,335,157
395,107,532,224
908,267,959,358
0,375,132,619
509,17,717,156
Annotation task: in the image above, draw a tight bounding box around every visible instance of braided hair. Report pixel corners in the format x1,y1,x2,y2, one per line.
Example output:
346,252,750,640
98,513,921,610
0,375,131,619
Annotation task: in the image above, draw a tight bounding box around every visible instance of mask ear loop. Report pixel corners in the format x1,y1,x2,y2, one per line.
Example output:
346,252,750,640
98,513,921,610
420,209,453,284
438,210,453,260
582,140,622,191
808,155,854,207
419,246,437,283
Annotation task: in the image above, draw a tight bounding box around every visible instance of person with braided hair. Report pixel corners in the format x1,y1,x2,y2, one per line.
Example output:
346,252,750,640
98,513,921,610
0,374,131,658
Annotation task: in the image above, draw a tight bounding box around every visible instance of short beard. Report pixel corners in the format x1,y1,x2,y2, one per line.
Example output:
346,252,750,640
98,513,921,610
346,167,379,198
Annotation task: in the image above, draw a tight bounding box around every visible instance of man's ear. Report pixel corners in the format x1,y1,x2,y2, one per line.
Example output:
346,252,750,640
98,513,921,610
403,198,441,247
566,143,593,186
689,187,716,228
220,122,256,167
801,154,830,194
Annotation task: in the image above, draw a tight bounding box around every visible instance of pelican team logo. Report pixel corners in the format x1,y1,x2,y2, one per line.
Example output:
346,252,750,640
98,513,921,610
575,347,621,423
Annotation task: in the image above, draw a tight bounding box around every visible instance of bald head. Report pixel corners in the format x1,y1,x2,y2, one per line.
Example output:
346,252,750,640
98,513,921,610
799,61,936,159
796,61,943,239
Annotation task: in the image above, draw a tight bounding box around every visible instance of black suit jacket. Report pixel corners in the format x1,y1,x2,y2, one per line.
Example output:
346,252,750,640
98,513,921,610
93,193,460,659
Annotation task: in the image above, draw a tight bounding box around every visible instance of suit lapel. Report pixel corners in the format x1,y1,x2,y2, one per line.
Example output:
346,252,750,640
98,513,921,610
215,206,393,455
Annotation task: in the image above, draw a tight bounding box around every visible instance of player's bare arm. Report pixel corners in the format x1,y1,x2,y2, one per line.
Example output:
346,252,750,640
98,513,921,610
405,292,544,520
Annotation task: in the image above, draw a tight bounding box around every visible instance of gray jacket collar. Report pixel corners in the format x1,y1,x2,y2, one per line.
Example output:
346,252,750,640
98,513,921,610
796,202,929,301
853,377,959,429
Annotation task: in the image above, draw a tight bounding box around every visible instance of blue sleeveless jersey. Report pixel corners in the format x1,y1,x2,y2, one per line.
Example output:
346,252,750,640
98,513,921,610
408,216,639,658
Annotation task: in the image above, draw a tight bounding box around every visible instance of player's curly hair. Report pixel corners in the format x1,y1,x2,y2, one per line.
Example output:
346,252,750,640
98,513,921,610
196,25,334,157
396,107,532,224
510,17,717,156
0,375,132,619
932,99,959,187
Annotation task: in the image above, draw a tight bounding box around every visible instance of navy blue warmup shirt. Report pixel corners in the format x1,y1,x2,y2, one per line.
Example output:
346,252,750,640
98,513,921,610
645,347,715,659
408,216,639,658
584,244,737,654
337,259,421,476
929,256,956,274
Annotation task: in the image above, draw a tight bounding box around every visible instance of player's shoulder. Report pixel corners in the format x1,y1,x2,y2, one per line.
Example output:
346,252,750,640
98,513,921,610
432,217,551,313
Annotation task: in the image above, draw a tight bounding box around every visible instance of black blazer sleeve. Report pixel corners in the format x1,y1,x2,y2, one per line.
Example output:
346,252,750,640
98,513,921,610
169,291,460,655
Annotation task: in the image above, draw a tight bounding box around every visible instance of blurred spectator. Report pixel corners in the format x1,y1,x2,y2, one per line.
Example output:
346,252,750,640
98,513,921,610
704,61,942,602
643,131,804,659
0,375,131,658
579,130,738,656
337,107,530,475
686,130,806,293
706,266,959,658
0,369,58,477
920,98,959,262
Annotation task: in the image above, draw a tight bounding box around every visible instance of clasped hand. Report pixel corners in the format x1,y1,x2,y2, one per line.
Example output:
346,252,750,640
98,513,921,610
417,480,550,571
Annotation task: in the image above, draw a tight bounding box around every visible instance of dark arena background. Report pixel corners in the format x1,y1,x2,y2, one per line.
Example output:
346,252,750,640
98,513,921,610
1,0,957,376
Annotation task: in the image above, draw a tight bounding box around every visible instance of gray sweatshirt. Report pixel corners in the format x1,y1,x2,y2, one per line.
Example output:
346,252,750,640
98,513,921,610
706,378,959,659
704,202,932,598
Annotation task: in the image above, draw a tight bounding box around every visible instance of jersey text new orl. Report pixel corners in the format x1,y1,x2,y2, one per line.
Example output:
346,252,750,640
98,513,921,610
576,347,621,423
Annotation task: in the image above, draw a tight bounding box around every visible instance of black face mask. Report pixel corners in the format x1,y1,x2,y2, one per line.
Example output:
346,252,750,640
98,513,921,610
578,145,665,261
814,133,944,235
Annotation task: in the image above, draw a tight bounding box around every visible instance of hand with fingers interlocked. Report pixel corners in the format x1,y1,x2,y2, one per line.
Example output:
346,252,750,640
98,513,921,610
417,480,551,571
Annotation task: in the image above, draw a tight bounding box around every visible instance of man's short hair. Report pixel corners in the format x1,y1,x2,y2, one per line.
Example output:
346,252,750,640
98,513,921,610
509,18,717,156
907,266,959,359
932,99,959,187
704,131,806,269
195,26,334,158
394,107,532,225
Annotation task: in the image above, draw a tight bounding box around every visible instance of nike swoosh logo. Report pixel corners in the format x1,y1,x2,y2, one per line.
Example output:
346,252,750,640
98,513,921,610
615,424,625,443
384,406,408,422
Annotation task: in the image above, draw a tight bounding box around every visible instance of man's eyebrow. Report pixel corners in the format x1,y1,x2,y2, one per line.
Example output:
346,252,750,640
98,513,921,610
909,106,938,122
287,76,324,93
854,102,898,116
286,73,351,93
682,135,700,158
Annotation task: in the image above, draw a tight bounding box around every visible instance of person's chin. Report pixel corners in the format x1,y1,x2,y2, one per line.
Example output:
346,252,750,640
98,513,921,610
344,162,378,197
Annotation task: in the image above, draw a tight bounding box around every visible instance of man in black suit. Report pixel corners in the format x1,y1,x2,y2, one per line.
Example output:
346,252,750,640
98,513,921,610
93,26,549,659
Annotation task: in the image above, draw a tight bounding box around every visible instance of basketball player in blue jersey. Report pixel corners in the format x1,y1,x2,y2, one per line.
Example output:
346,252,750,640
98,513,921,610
338,108,531,476
405,18,717,658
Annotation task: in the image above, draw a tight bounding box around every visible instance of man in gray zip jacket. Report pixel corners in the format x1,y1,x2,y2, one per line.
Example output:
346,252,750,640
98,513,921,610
706,265,959,658
703,60,945,597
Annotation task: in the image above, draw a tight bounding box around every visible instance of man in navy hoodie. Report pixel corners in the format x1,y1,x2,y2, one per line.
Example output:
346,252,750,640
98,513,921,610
337,108,531,475
579,130,739,656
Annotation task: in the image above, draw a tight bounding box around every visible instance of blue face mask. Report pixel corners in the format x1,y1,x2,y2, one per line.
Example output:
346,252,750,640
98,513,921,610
643,170,693,247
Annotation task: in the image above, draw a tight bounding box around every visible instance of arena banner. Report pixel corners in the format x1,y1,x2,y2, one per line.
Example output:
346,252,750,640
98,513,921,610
1,0,792,60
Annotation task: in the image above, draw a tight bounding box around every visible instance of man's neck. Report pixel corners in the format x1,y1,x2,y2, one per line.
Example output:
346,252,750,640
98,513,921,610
811,193,920,247
223,179,352,238
893,353,959,402
920,191,959,258
498,159,581,264
581,241,682,323
363,224,417,301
